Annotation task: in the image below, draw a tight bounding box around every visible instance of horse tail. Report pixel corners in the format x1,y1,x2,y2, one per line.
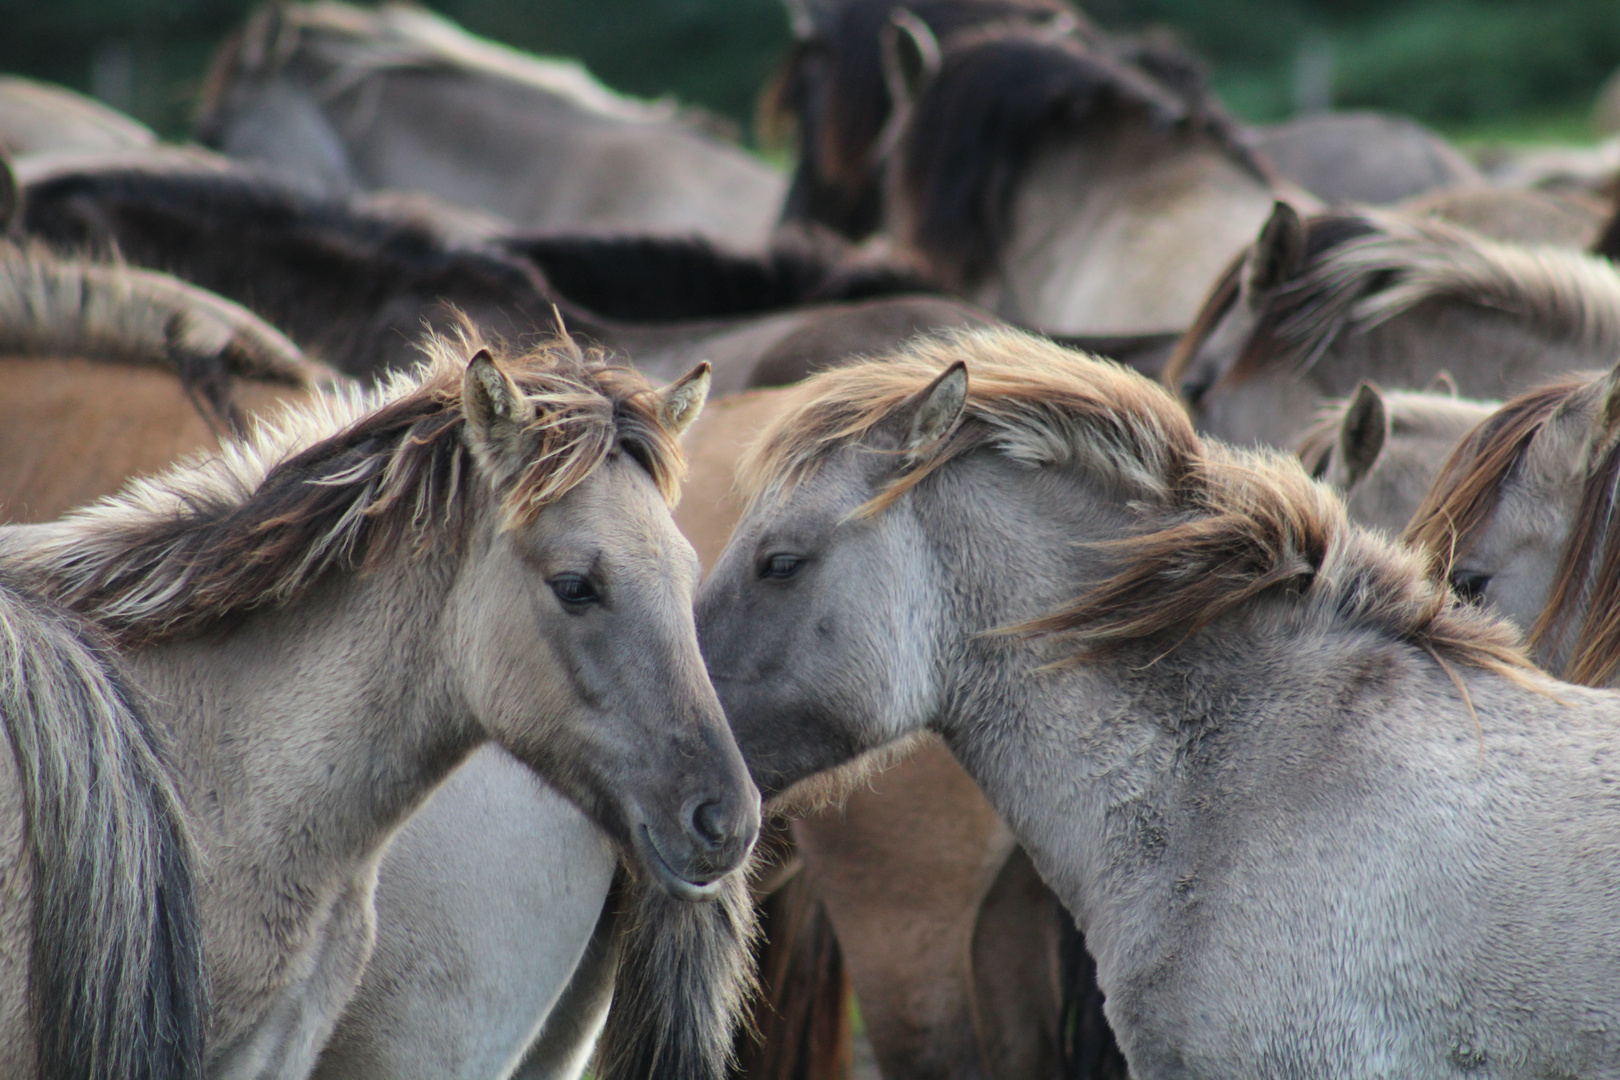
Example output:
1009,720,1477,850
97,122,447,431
734,867,851,1080
596,864,759,1080
0,576,205,1080
1058,915,1129,1080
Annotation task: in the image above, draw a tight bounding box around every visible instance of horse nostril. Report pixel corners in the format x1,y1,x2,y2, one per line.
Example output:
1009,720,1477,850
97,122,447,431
690,800,729,847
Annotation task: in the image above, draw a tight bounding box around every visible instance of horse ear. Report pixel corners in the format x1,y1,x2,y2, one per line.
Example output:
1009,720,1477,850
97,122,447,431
1245,201,1306,305
1587,362,1620,462
881,10,941,112
895,361,968,453
463,348,536,480
1337,381,1387,488
1425,370,1458,397
658,362,711,438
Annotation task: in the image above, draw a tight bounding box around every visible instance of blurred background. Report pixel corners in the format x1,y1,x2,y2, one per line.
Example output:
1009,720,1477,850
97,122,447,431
2,0,1618,146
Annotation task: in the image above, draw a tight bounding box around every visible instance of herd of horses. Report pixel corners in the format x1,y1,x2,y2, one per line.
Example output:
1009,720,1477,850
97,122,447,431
4,1,1620,1078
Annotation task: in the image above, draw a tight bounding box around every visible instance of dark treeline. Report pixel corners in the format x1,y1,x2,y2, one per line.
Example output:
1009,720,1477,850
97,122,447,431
0,0,1615,141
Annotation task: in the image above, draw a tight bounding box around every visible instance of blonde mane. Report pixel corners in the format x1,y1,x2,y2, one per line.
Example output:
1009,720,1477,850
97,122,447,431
747,327,1532,675
0,242,322,427
5,328,684,646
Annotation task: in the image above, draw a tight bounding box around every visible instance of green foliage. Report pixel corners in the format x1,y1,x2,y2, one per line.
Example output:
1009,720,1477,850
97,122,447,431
0,0,1612,142
1089,0,1620,135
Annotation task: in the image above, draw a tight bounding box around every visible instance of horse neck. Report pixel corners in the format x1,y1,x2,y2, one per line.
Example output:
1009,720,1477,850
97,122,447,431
991,121,1276,335
129,545,476,1036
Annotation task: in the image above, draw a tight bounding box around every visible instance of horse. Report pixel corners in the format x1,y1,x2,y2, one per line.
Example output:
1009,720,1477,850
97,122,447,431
1248,111,1480,207
0,330,760,1080
696,326,1620,1078
781,0,1287,333
0,240,331,522
1405,361,1620,686
195,1,787,245
1165,201,1620,448
11,150,985,390
0,75,156,158
1295,379,1498,537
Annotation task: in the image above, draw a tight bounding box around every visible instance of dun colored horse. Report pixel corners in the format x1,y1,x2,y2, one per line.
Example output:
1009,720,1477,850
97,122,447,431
699,327,1620,1078
0,331,759,1080
197,2,786,245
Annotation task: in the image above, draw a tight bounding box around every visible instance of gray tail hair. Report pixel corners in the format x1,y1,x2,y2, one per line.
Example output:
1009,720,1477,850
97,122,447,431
595,865,760,1080
0,576,205,1080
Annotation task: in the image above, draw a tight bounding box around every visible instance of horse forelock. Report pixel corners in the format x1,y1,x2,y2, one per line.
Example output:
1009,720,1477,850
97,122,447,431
738,327,1201,511
1409,371,1620,687
7,326,684,646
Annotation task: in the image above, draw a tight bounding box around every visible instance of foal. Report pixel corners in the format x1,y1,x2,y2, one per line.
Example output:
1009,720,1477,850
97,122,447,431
699,328,1620,1078
1,333,759,1079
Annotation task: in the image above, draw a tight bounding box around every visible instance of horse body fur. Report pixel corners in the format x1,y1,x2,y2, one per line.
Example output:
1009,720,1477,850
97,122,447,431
697,329,1620,1076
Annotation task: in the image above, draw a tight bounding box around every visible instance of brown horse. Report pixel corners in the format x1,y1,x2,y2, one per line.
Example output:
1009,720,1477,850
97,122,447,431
0,241,332,522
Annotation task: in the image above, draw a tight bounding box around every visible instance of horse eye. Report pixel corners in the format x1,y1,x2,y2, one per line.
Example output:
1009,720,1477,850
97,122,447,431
549,574,599,607
1448,570,1491,605
761,554,804,580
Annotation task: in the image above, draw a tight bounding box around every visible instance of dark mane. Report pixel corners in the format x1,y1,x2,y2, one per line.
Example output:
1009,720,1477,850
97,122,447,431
1405,374,1620,686
894,26,1269,289
16,155,558,383
500,226,938,321
768,0,1081,240
15,331,683,648
1161,211,1389,397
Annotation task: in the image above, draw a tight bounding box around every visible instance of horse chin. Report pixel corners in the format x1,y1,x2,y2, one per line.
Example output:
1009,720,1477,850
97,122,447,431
636,823,728,902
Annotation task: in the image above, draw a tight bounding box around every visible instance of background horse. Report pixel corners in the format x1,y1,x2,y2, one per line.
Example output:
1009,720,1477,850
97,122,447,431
1166,201,1620,447
697,327,1620,1078
196,2,786,245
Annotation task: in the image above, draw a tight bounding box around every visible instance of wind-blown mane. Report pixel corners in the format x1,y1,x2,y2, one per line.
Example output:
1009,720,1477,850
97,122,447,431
197,1,702,143
745,327,1530,677
8,329,684,646
893,22,1267,289
0,241,324,432
1404,374,1620,686
1165,210,1620,395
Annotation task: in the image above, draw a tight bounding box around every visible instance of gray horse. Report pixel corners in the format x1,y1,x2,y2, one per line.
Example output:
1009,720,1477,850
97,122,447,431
1168,201,1620,448
697,327,1620,1078
197,2,786,245
1297,380,1497,537
0,332,758,1080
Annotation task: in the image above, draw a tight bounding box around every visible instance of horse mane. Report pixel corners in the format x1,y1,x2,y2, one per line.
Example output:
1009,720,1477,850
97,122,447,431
0,573,203,1080
1160,210,1380,396
1173,209,1620,394
0,241,324,432
1403,373,1620,686
745,327,1532,677
501,226,937,322
7,327,684,647
16,154,559,381
198,1,719,142
766,0,1082,240
894,23,1268,289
